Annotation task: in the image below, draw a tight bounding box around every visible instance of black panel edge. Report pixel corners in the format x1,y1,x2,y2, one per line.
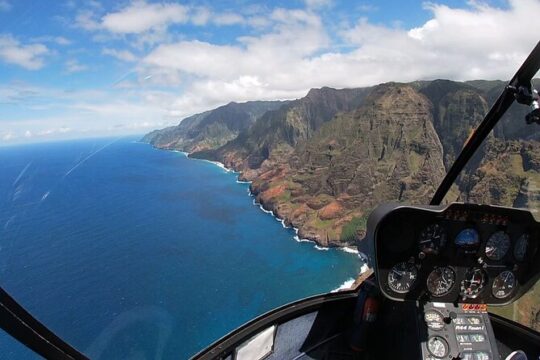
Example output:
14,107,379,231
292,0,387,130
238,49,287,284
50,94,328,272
190,290,358,360
0,287,88,360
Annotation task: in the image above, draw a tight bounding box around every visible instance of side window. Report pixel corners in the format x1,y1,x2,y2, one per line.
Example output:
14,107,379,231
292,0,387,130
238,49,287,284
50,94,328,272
441,93,540,332
491,282,540,332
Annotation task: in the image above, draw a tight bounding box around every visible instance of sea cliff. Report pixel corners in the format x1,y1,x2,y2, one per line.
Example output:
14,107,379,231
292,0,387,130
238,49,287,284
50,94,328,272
144,79,540,249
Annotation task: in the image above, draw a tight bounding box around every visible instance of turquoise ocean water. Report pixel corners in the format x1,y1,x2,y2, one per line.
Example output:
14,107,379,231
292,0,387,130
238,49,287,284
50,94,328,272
0,137,361,359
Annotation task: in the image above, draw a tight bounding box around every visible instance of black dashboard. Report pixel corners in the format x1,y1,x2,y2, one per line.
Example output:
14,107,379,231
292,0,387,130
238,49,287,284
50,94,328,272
366,203,540,305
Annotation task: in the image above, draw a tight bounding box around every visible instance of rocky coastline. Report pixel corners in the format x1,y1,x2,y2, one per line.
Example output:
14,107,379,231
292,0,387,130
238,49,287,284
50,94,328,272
144,79,540,251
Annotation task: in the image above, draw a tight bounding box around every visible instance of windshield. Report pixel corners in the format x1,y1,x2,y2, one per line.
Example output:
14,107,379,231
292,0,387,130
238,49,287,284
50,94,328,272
1,1,540,358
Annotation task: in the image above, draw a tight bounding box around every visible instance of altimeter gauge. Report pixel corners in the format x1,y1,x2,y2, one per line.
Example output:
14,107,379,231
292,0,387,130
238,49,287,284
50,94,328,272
485,231,511,261
387,262,417,294
460,267,486,299
492,270,516,299
427,267,455,297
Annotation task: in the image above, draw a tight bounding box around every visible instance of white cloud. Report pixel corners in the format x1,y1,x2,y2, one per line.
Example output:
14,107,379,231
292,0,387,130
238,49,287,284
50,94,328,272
338,0,540,81
304,0,332,8
0,0,11,11
213,12,244,26
101,1,188,34
75,10,101,31
65,59,88,73
0,35,49,70
1,131,16,141
55,36,71,45
30,35,72,46
0,82,178,144
136,0,540,122
102,48,138,62
76,2,260,37
192,6,211,26
5,1,540,144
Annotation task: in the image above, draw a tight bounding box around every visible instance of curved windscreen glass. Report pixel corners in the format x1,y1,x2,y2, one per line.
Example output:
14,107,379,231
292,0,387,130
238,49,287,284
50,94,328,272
1,1,538,358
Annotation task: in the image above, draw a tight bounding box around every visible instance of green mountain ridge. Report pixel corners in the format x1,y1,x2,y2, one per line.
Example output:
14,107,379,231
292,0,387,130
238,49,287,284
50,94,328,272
142,100,287,153
144,79,540,248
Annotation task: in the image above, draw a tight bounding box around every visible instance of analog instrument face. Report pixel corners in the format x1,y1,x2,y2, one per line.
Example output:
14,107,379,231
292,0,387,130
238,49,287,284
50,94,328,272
427,336,448,358
419,224,447,255
424,310,445,330
455,228,480,247
514,234,529,262
427,267,456,297
485,231,511,261
492,270,516,299
460,268,486,299
387,262,417,294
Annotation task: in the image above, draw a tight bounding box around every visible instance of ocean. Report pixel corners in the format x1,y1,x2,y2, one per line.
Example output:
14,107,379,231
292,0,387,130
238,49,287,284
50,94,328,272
0,137,362,359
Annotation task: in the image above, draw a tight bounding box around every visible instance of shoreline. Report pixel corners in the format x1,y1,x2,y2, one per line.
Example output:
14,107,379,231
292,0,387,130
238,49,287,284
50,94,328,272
148,142,369,291
152,144,364,255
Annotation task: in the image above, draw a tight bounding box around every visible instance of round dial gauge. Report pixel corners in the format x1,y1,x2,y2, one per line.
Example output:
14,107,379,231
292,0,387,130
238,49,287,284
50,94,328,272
387,262,417,294
418,224,447,255
427,336,449,358
514,234,529,262
492,270,516,299
485,231,511,261
455,228,480,247
460,268,486,299
424,310,445,330
427,267,456,297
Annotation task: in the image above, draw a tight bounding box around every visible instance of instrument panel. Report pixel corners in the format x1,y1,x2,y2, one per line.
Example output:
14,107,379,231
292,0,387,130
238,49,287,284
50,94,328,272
366,203,540,305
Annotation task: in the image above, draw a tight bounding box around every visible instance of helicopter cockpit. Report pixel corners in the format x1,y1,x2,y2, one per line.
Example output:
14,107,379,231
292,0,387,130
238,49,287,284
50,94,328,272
190,42,540,360
365,202,540,359
0,36,539,360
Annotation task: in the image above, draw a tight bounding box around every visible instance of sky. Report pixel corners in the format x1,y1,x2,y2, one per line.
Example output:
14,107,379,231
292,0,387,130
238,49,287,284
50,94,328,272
0,0,539,145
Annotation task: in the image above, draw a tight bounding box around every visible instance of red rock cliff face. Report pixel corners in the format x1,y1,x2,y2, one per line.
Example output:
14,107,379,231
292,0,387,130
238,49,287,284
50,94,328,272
247,84,447,246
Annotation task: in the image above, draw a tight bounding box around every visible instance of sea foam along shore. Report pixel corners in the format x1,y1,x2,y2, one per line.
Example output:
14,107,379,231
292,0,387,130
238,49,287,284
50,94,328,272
331,278,355,292
173,147,365,257
170,146,369,291
330,262,370,292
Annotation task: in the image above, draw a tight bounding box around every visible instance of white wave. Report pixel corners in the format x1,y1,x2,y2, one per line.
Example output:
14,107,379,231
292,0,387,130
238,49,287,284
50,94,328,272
64,138,119,178
12,184,24,201
280,219,288,228
213,161,231,172
293,235,312,243
314,245,330,251
359,263,370,274
340,246,359,254
13,162,32,186
41,191,50,201
236,179,251,184
257,203,274,215
199,159,233,172
331,278,355,292
4,215,16,230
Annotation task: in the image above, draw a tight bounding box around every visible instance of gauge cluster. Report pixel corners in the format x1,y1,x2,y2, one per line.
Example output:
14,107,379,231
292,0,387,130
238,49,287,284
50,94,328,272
366,203,540,304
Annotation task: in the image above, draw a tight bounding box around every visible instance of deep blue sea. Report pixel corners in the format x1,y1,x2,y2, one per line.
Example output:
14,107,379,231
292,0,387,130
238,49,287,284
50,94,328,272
0,137,362,359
